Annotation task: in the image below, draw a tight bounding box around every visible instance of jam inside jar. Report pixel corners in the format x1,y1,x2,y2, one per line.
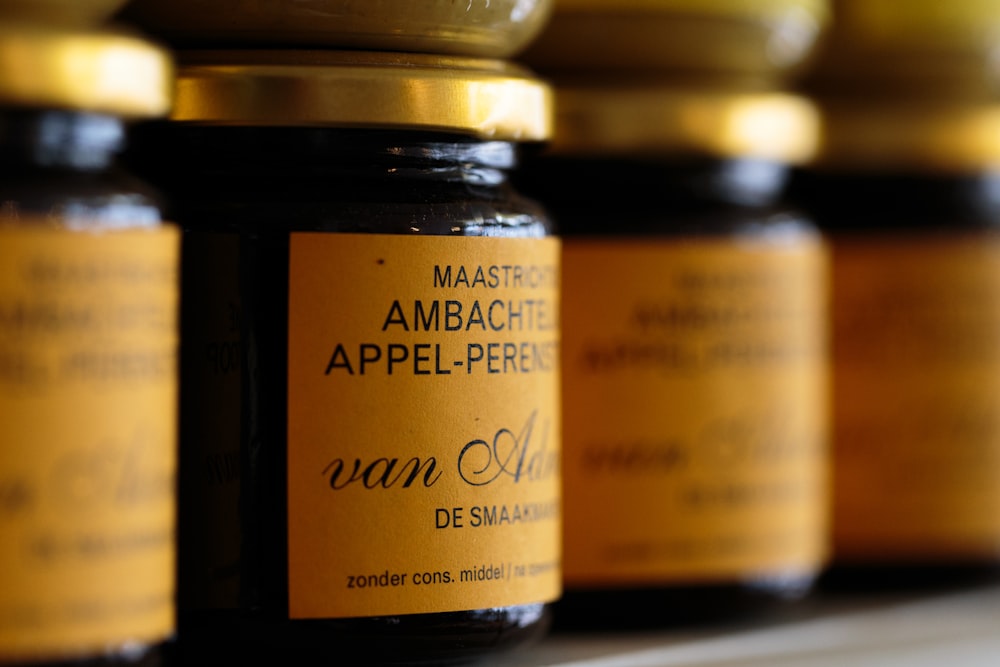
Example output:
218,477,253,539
129,51,561,665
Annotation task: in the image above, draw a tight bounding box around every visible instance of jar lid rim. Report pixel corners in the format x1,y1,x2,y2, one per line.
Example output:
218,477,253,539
0,26,173,118
170,51,552,142
546,86,818,164
812,100,1000,172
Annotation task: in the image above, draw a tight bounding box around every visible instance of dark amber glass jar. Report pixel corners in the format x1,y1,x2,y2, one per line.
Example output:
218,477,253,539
0,110,162,226
517,86,828,630
0,27,177,666
129,51,561,665
790,100,1000,591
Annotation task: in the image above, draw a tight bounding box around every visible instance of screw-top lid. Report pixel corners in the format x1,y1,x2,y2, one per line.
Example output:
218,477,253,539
0,25,173,118
522,0,829,86
810,100,1000,173
0,0,128,26
120,0,553,59
169,51,552,142
546,84,818,164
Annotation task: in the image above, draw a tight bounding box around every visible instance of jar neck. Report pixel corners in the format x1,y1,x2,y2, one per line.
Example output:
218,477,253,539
519,155,791,210
0,110,125,172
789,168,1000,231
128,126,521,192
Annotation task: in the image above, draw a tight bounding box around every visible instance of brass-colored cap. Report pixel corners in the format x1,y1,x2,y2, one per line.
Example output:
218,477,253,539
121,0,553,59
171,51,552,142
0,0,128,26
548,85,818,164
812,100,1000,172
0,26,173,118
522,0,829,84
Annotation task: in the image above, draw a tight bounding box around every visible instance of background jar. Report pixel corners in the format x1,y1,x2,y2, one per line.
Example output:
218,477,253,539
517,86,829,629
789,0,1000,590
0,26,178,666
791,99,1000,590
128,50,562,665
0,0,128,26
116,0,553,57
521,0,829,87
805,0,1000,101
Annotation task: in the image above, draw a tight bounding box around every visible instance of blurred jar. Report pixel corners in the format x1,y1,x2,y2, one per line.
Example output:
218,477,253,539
808,0,1000,100
794,77,1000,592
128,50,562,664
791,0,1000,589
117,0,553,57
522,0,829,87
0,0,128,26
0,26,177,665
518,84,829,629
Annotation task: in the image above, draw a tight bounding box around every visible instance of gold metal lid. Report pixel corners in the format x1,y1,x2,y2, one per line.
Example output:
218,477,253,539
522,0,829,85
0,26,173,118
170,51,552,142
811,100,1000,172
547,85,818,164
120,0,553,59
0,0,128,26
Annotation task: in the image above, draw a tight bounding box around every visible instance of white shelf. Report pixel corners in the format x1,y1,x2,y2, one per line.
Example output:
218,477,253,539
493,582,1000,666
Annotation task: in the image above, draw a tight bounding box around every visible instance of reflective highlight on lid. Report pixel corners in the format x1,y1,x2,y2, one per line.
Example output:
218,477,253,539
0,26,173,118
170,51,552,142
549,87,818,164
813,102,1000,172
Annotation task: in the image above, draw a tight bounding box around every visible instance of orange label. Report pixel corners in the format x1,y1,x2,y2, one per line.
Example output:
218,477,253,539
287,234,561,618
832,232,1000,559
0,226,179,659
561,236,828,586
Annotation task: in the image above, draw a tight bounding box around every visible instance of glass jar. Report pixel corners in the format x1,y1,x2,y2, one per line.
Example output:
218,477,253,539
790,99,1000,590
521,0,829,87
128,51,561,665
808,0,1000,101
0,0,127,26
0,27,177,665
517,85,828,629
118,0,553,57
